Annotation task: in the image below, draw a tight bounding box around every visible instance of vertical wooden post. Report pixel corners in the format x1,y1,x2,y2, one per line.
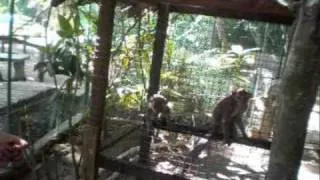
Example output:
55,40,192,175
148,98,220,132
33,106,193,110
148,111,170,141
139,4,169,165
147,4,169,99
267,2,320,180
82,0,115,180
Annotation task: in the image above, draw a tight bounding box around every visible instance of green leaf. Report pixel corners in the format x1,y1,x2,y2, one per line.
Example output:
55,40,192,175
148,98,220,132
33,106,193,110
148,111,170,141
58,14,74,38
121,56,130,70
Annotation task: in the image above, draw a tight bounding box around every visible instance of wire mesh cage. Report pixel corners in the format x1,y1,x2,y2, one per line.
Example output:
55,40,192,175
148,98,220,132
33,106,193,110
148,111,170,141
1,2,319,180
97,12,320,180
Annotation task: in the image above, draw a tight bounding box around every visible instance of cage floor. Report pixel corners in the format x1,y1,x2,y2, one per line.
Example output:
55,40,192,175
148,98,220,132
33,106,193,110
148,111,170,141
14,120,319,180
146,132,269,180
117,129,319,180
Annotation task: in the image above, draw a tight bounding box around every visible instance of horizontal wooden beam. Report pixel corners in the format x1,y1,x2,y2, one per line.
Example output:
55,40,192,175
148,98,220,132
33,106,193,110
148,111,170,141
153,122,272,150
100,117,271,149
129,0,294,25
52,0,294,24
99,117,271,150
98,155,188,180
0,36,44,50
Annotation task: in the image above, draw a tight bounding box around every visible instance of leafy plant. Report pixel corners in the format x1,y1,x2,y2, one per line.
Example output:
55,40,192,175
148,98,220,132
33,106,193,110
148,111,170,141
34,11,93,87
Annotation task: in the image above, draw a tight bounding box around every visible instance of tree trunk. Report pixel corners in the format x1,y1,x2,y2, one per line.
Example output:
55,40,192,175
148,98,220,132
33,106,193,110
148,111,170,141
267,1,320,180
82,0,116,180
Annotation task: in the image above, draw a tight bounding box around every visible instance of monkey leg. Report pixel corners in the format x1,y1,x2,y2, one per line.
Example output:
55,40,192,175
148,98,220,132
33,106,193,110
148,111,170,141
159,114,168,126
161,105,171,126
222,120,234,145
210,119,222,140
234,116,248,139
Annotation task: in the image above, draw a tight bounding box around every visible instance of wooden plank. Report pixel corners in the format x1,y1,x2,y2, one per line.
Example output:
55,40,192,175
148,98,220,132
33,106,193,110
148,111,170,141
98,155,188,180
52,0,293,24
52,0,293,25
170,5,292,25
105,117,315,151
153,122,272,149
129,0,294,24
101,116,271,150
0,36,44,50
101,116,271,149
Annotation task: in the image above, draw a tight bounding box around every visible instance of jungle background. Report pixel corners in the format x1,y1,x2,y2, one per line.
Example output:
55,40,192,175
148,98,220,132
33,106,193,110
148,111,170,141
0,0,287,116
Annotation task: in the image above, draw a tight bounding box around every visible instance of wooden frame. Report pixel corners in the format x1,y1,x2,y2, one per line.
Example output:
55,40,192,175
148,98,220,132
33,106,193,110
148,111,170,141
52,0,294,24
128,0,294,24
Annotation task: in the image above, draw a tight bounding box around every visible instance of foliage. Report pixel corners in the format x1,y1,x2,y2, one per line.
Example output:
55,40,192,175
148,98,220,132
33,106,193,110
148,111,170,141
5,1,286,114
169,13,287,56
35,14,86,83
34,2,98,87
94,8,285,114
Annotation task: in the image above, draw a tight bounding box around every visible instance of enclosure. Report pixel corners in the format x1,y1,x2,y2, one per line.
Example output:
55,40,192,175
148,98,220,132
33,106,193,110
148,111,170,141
0,0,319,180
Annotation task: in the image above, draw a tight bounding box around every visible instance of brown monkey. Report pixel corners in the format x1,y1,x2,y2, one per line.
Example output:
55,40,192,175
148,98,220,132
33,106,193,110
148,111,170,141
147,94,171,126
211,88,252,145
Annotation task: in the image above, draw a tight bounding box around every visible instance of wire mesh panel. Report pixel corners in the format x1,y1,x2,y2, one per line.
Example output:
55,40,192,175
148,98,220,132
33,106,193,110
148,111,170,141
1,3,318,179
99,12,320,179
0,29,90,178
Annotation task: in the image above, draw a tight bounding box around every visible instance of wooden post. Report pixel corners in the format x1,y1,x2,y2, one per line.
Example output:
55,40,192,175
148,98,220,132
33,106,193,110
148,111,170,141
139,4,169,165
267,1,320,180
147,4,169,99
82,0,115,179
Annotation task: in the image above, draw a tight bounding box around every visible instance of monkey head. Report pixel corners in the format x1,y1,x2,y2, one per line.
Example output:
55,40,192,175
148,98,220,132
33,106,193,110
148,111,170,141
232,88,253,104
148,94,169,114
148,94,171,126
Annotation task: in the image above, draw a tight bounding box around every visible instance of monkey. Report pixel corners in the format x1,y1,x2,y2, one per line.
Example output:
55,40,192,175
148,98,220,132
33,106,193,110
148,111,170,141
211,88,252,145
143,93,171,142
147,93,171,126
